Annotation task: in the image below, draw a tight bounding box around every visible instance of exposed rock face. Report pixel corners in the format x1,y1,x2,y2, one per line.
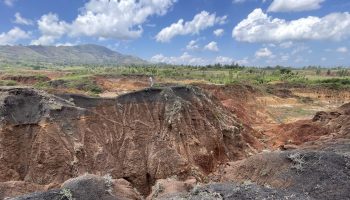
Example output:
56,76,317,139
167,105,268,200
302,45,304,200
0,86,259,197
0,87,86,189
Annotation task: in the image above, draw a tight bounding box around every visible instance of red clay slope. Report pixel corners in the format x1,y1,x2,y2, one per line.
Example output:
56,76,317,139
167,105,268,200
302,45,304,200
0,86,261,196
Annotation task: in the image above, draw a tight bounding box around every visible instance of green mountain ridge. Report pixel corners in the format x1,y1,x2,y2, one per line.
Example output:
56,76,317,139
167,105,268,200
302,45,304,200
0,44,147,65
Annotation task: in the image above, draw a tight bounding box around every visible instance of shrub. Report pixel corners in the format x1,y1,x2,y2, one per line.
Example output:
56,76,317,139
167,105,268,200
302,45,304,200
280,68,292,74
314,78,350,89
0,80,17,86
287,152,305,172
336,69,349,77
59,188,74,200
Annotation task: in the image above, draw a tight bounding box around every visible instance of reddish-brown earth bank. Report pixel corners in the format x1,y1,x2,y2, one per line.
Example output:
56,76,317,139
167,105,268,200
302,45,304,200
1,85,349,199
0,86,261,199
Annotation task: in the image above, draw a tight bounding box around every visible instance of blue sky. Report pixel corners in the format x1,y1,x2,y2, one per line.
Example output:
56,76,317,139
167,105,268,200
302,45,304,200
0,0,350,67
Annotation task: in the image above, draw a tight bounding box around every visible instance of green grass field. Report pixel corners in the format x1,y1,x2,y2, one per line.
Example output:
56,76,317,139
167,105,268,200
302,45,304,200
0,63,349,94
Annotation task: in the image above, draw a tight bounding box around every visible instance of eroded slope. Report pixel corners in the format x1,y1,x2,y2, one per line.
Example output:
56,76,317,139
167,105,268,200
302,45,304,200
0,86,260,198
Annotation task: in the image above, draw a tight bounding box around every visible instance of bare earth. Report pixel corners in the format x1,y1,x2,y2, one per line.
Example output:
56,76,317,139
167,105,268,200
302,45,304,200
0,78,349,200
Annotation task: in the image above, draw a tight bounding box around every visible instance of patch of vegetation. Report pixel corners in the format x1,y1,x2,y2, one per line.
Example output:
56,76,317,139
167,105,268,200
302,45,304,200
336,69,350,77
287,152,306,172
313,78,350,89
34,81,50,89
36,74,102,94
103,174,113,194
59,188,74,200
33,74,49,80
152,181,165,198
0,80,17,86
3,63,350,96
31,65,42,70
65,78,102,94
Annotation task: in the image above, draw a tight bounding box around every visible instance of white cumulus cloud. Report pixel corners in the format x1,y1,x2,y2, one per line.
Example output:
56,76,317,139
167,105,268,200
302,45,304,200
31,13,69,45
156,11,227,42
55,42,78,47
31,0,176,45
71,0,176,39
204,41,219,51
150,53,238,65
233,9,350,43
0,27,30,45
214,56,234,64
255,47,273,58
14,12,33,26
268,0,324,12
150,52,207,65
213,29,224,37
186,40,200,50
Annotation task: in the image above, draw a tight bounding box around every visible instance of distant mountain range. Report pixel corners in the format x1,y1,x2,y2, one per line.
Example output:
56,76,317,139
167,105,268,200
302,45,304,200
0,44,147,65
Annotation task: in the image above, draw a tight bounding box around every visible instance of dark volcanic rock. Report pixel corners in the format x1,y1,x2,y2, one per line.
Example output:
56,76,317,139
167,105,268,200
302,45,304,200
219,141,350,200
9,174,141,200
158,182,311,200
9,190,62,200
0,87,84,125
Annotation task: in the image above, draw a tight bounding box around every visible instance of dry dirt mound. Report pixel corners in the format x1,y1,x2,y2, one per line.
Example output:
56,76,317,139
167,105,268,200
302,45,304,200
266,120,331,148
266,86,297,99
215,140,350,200
147,102,350,199
94,74,150,97
197,83,295,133
0,86,260,197
265,102,350,148
9,174,141,200
196,84,262,125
